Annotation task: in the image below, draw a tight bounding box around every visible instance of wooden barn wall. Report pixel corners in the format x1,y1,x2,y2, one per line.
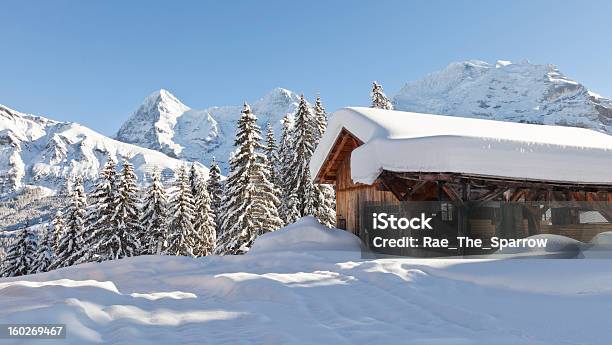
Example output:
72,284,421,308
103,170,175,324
335,154,398,235
329,147,612,242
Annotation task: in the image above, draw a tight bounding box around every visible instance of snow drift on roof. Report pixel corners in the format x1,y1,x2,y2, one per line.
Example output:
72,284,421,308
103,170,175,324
310,107,612,185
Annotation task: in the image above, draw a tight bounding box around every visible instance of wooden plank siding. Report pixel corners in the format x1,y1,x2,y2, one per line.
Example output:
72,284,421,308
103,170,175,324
335,153,398,235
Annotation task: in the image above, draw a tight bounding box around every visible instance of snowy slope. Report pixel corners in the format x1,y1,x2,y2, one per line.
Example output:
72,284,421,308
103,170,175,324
1,218,612,344
0,103,207,197
116,88,301,172
393,60,612,132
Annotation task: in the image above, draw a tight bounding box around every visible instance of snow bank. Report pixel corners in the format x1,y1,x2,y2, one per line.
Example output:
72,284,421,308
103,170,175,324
2,241,612,344
590,231,612,245
311,107,612,184
249,216,362,254
3,219,612,344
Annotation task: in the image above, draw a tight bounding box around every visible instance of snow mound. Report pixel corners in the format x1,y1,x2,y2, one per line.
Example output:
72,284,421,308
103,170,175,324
2,233,612,344
249,216,362,254
590,231,612,245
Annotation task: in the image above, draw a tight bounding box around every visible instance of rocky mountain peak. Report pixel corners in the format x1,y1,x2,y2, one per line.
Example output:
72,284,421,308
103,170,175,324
393,60,612,132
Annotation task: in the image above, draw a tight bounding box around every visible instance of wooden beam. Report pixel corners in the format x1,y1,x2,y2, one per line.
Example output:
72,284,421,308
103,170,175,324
315,128,363,183
441,184,465,205
402,180,428,201
319,132,350,182
379,172,405,201
509,188,529,202
473,187,506,205
393,171,612,192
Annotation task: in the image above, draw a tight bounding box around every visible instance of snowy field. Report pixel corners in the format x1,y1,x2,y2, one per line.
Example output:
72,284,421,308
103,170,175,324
1,217,612,344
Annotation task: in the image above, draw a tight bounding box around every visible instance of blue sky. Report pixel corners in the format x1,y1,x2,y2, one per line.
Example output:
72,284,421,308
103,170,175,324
1,0,611,135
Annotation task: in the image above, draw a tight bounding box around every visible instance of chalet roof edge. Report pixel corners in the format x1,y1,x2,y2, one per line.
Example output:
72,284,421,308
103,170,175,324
310,107,612,185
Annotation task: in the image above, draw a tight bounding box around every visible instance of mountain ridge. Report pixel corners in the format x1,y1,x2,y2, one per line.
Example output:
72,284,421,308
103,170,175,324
0,103,207,198
116,87,302,172
393,60,612,132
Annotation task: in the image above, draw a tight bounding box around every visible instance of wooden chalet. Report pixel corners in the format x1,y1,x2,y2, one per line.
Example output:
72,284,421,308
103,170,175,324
310,107,612,243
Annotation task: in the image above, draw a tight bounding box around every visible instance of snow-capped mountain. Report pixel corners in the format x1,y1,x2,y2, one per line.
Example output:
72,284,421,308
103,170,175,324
116,88,302,172
0,103,207,196
393,60,612,132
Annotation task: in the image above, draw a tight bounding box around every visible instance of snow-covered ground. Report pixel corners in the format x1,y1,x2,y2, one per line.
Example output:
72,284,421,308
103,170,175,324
1,217,612,344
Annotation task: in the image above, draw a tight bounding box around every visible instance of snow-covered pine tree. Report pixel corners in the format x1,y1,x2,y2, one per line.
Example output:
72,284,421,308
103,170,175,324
206,157,223,225
166,165,197,256
370,81,394,110
313,96,328,141
313,185,336,228
277,115,299,224
189,163,200,197
192,176,216,256
108,161,141,259
284,193,300,225
264,122,279,186
215,103,264,254
31,226,54,273
287,94,316,217
312,96,337,227
0,223,36,277
51,177,87,269
0,242,5,273
82,159,118,262
50,211,64,253
140,170,169,255
263,121,283,214
253,143,284,237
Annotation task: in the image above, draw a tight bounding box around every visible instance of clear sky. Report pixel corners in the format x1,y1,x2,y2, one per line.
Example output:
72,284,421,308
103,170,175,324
1,0,611,135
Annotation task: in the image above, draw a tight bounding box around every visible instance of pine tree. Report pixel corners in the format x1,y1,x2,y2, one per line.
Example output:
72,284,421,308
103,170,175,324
192,176,216,256
252,146,284,236
0,243,6,273
287,94,316,217
264,122,279,186
51,211,64,254
284,193,300,225
189,163,200,197
51,177,87,269
0,224,36,277
140,170,169,255
32,226,54,273
277,114,297,224
312,96,337,227
313,96,328,141
82,159,118,262
313,185,336,228
206,158,223,225
166,165,197,256
370,81,394,110
216,103,266,254
264,121,284,216
108,161,141,259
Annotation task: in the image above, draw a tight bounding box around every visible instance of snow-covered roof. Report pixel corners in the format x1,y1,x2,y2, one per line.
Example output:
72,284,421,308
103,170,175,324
310,107,612,185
